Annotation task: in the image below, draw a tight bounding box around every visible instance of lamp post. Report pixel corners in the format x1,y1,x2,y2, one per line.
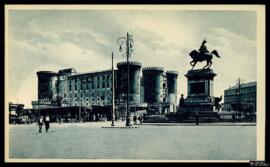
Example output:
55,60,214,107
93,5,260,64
117,32,134,126
111,52,115,126
79,97,82,122
236,78,243,119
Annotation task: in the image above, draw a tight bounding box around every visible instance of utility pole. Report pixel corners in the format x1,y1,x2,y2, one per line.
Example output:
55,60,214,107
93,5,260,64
236,78,243,119
79,78,82,122
79,97,82,122
111,52,115,126
117,32,134,127
126,33,131,126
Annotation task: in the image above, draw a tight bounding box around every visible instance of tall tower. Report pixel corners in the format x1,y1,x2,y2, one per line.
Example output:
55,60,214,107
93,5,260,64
166,71,178,112
36,71,58,100
142,67,164,113
116,61,142,106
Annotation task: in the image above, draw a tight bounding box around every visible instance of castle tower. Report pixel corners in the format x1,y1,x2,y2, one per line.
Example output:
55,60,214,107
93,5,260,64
116,61,142,105
142,67,164,105
166,71,178,112
37,71,58,100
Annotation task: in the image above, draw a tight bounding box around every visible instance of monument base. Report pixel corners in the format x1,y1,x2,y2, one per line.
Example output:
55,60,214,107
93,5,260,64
180,68,217,113
181,95,214,112
180,103,214,112
167,111,220,123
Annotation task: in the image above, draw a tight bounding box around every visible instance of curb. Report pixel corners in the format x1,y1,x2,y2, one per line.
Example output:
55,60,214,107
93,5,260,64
141,123,256,126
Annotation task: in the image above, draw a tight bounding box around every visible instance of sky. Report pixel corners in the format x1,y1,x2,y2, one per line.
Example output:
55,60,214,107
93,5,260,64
7,8,257,108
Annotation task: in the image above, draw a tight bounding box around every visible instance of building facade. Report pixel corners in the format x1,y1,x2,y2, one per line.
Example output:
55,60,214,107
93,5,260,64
223,82,256,112
32,68,115,109
9,102,25,124
32,62,178,115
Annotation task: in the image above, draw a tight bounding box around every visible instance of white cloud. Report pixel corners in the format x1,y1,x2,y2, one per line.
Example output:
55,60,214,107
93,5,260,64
7,10,257,107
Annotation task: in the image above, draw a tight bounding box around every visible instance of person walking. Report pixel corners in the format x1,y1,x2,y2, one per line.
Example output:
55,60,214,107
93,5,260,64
133,115,138,125
45,114,50,133
58,115,61,124
138,115,142,124
38,116,43,133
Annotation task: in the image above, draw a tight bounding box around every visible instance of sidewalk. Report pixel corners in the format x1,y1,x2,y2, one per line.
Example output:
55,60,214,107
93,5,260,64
51,121,128,128
9,121,256,128
9,121,127,128
141,122,256,126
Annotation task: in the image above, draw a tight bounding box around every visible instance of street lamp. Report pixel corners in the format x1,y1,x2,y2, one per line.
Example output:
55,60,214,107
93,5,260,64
117,32,134,126
236,78,244,119
111,52,115,126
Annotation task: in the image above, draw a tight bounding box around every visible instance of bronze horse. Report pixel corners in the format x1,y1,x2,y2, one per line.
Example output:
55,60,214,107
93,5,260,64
189,50,220,69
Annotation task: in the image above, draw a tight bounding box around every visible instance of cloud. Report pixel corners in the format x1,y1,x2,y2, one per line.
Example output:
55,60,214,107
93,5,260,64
7,10,257,107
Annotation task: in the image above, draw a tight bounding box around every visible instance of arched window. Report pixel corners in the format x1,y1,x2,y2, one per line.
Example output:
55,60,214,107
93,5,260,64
163,83,166,88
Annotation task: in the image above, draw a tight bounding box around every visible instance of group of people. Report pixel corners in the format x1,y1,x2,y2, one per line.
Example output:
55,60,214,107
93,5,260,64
37,114,50,133
133,115,143,125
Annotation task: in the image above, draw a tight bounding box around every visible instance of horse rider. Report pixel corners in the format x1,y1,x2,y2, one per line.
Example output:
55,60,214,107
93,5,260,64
198,39,209,60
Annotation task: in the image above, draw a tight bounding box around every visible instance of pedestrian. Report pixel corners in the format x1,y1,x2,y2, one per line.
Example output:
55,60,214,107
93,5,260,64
232,114,236,123
133,115,137,125
138,115,142,124
45,114,50,133
38,116,43,133
58,116,61,124
195,112,199,125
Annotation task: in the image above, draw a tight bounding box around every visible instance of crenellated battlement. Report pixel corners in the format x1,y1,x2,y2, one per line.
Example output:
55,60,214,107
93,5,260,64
166,71,178,75
117,61,142,67
37,71,58,76
142,67,164,72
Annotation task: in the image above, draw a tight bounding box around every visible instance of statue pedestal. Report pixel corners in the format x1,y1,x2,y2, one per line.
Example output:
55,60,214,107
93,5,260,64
181,69,216,113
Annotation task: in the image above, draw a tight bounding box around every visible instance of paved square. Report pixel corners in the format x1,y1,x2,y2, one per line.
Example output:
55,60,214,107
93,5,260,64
8,122,256,160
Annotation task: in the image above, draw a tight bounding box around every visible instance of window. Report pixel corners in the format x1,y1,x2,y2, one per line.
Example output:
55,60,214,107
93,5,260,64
163,83,166,88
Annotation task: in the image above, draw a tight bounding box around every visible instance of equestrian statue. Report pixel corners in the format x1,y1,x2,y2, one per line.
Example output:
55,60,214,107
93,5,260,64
189,39,221,69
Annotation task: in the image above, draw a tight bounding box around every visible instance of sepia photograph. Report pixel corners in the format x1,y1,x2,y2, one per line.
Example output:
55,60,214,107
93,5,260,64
4,5,266,162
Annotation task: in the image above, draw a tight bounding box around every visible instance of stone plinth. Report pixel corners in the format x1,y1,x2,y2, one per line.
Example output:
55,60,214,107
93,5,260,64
181,69,216,113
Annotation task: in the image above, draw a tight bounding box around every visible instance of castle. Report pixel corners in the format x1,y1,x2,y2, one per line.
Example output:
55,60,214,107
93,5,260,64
32,61,178,120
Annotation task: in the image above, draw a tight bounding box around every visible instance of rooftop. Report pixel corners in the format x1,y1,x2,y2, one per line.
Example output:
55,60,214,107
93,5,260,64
68,69,115,77
225,81,257,91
